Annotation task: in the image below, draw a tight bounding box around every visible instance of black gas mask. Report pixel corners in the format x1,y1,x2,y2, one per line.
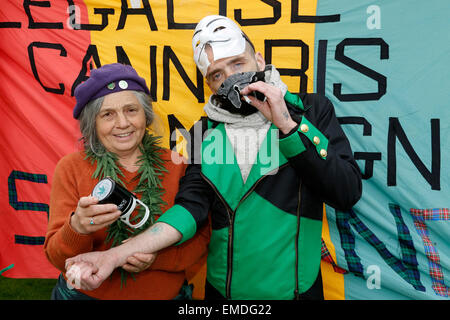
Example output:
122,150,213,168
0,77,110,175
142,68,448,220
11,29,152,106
214,71,266,116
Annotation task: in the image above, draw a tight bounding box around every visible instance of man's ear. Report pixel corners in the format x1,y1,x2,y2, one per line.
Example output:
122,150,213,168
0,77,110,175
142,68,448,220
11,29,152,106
255,52,266,71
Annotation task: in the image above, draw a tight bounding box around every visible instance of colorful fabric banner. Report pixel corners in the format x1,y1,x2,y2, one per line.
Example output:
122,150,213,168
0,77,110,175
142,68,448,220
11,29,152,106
0,1,448,299
315,0,449,300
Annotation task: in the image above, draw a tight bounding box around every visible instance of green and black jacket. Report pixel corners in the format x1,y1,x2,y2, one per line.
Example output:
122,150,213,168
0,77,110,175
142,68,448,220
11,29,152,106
159,92,362,299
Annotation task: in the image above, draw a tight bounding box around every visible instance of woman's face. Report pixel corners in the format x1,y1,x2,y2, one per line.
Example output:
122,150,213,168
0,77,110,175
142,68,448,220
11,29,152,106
95,90,147,158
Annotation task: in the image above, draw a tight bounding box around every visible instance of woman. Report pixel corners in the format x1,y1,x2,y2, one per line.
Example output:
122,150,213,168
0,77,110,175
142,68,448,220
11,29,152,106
44,63,209,300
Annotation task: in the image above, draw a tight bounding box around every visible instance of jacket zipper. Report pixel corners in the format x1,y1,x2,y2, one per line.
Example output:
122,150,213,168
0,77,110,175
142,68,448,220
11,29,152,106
294,181,302,300
199,172,234,298
201,164,289,299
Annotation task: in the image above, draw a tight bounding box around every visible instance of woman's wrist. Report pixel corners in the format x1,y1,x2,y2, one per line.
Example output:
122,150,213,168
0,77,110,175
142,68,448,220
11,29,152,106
70,212,85,234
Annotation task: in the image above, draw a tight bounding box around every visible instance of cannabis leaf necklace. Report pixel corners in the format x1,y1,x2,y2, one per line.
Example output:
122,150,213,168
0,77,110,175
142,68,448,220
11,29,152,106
85,132,167,286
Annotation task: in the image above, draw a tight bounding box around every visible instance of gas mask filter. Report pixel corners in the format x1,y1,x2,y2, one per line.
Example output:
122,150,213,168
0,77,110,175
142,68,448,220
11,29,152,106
214,71,266,116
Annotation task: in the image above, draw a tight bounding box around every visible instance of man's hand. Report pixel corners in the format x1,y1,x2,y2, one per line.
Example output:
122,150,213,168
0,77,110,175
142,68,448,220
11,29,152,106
240,81,297,134
65,250,118,291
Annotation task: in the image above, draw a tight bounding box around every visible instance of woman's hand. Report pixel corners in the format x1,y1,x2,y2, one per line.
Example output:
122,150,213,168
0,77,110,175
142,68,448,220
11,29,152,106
121,252,157,273
70,196,122,234
120,237,157,273
65,250,118,291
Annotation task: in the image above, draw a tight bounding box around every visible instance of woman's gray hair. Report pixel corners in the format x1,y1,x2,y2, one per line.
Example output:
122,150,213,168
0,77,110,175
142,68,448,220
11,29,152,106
78,90,154,155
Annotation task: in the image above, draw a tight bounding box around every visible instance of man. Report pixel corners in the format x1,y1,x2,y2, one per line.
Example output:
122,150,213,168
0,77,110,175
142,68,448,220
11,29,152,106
66,15,362,300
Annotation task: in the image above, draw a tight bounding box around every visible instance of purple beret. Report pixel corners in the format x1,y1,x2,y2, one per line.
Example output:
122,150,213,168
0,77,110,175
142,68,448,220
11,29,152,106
73,63,150,119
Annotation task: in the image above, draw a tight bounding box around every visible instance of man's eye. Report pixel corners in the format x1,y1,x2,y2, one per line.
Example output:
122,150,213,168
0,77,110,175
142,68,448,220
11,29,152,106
232,63,244,72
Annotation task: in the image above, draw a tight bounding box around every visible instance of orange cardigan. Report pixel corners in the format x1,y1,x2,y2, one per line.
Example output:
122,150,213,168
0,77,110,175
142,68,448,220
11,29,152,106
44,149,209,299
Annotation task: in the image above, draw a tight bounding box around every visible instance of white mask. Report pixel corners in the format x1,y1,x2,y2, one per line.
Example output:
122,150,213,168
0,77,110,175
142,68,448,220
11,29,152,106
192,15,246,77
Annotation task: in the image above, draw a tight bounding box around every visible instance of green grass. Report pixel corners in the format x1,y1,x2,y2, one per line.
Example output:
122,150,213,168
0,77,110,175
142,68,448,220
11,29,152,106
0,277,56,300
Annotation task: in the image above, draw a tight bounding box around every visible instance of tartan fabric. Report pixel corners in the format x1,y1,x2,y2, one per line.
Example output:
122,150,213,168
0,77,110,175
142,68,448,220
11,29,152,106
410,208,449,297
0,264,14,276
411,208,449,220
336,207,425,291
335,210,364,277
388,204,423,287
321,238,347,274
14,235,45,245
8,170,49,215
